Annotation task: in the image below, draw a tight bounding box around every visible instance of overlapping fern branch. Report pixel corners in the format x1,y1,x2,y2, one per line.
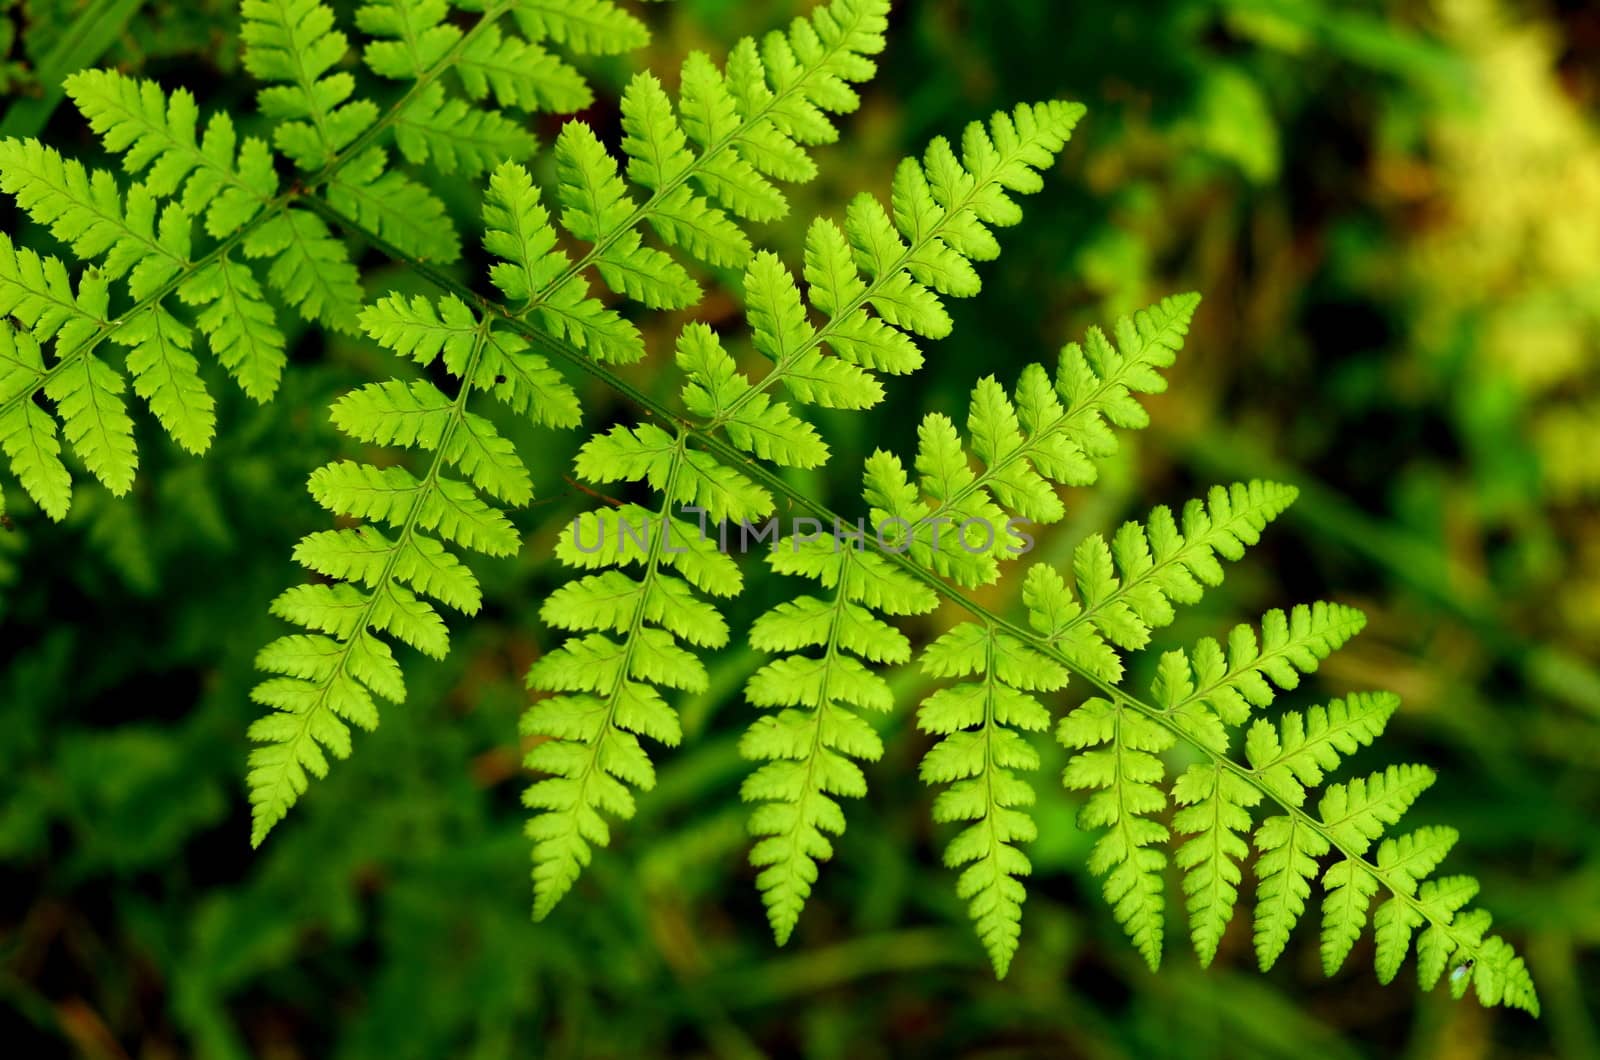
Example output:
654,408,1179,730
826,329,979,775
733,297,1537,1008
205,0,1535,1014
0,0,646,522
523,95,1084,918
248,0,913,845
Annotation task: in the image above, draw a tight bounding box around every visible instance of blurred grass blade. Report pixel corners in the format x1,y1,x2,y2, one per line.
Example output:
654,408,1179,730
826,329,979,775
0,0,145,139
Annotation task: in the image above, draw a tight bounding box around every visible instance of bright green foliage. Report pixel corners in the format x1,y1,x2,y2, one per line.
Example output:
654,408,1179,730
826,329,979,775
715,101,1088,940
720,266,1538,1006
326,147,462,264
116,307,216,455
64,69,279,237
744,297,1224,963
1056,480,1299,667
1245,691,1399,807
524,382,760,915
918,625,1067,976
41,0,1529,1018
458,23,593,113
0,0,638,521
246,180,585,845
1170,762,1263,967
268,0,901,868
1151,601,1367,752
503,0,651,54
520,4,1087,920
1060,696,1175,970
860,294,1197,587
496,0,894,363
1042,606,1536,1011
676,323,829,469
741,542,934,944
522,446,745,919
242,0,380,169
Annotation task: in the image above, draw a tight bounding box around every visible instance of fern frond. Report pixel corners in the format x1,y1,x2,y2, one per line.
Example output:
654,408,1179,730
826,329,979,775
527,78,1088,913
1040,597,1535,1009
0,139,190,297
113,307,215,455
243,0,380,170
166,1,1540,1016
246,160,599,842
326,147,462,263
708,99,1088,422
1062,480,1300,655
247,277,579,843
0,241,141,507
523,427,745,918
536,96,1086,931
457,23,592,114
844,295,1200,590
0,324,72,520
701,269,1537,1009
64,69,280,237
394,82,538,177
518,7,1109,922
743,296,1209,953
741,542,933,944
918,624,1065,975
0,234,106,353
504,0,650,55
1151,601,1367,751
178,256,287,403
1060,695,1175,970
486,0,893,363
2,0,634,522
1170,762,1262,967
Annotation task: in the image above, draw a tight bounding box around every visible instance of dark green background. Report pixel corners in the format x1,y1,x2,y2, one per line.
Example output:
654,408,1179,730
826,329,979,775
2,0,1597,1056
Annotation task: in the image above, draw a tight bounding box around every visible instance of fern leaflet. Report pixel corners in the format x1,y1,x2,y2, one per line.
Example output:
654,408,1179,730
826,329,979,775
0,0,636,521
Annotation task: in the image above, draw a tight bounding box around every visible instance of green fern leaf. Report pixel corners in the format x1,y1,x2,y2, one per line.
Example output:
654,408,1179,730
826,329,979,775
1171,763,1262,966
458,23,592,113
730,102,1088,941
179,255,287,403
0,139,188,294
677,323,828,469
504,0,650,55
1253,814,1331,971
1244,692,1399,806
242,0,379,169
918,625,1064,976
113,307,215,455
64,70,279,236
159,3,1545,1018
43,350,135,497
741,544,933,945
1152,601,1368,749
4,0,647,522
1320,858,1382,976
395,82,537,176
326,147,461,263
1061,696,1174,970
357,0,463,79
243,207,364,333
0,331,71,520
0,235,105,351
248,259,576,842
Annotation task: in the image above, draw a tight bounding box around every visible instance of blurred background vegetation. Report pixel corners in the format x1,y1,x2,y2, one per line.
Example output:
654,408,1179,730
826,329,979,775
2,0,1597,1056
